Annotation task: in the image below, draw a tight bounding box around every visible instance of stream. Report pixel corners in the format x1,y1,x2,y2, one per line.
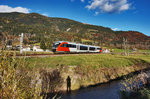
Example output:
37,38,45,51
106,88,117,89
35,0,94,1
47,70,150,99
60,80,121,99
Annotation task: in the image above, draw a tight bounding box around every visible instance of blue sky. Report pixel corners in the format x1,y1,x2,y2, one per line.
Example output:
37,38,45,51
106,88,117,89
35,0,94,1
0,0,150,36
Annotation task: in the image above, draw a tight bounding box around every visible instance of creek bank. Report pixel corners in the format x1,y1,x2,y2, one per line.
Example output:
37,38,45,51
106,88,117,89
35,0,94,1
37,63,150,94
47,68,150,99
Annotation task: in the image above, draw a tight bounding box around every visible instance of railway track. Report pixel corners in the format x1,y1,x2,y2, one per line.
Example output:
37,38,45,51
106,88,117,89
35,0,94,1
9,52,150,57
13,52,102,57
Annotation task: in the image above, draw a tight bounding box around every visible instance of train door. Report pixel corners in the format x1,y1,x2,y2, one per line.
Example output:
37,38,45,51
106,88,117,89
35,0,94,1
77,44,80,52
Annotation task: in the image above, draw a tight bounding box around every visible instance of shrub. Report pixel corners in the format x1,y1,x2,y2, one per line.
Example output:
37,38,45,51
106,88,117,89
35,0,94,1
120,74,150,99
0,51,42,98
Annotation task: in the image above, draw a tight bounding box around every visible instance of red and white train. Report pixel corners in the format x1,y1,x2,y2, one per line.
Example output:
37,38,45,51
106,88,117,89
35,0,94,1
52,41,102,53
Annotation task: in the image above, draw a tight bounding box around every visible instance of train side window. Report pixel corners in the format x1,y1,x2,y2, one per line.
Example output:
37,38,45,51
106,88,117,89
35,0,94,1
67,44,76,48
61,44,67,47
89,47,95,50
97,48,102,50
73,45,76,48
67,44,71,47
80,46,88,50
71,44,76,48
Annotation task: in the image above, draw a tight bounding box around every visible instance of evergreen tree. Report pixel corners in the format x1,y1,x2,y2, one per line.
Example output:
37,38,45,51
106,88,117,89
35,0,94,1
40,38,46,50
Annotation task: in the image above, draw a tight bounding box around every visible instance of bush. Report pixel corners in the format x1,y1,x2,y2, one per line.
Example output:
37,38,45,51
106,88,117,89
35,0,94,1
139,88,150,99
120,74,150,99
0,51,42,98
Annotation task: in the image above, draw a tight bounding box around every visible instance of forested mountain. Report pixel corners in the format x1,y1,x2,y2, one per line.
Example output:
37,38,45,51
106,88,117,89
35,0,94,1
0,12,149,49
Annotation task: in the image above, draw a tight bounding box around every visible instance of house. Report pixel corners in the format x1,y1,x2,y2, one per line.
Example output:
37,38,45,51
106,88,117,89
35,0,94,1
103,49,110,53
22,47,31,51
33,46,44,52
6,45,12,50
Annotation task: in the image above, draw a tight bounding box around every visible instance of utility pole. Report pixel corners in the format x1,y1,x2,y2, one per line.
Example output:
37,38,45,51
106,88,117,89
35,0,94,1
20,33,23,54
123,38,126,56
148,45,150,54
127,40,129,56
123,38,129,56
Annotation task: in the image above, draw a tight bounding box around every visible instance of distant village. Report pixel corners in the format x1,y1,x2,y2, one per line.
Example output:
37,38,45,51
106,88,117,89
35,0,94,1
1,33,52,53
6,44,51,52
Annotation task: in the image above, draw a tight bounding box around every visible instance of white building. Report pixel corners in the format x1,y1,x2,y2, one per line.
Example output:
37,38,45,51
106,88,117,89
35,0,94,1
33,46,44,52
103,49,110,53
6,45,12,50
22,47,31,51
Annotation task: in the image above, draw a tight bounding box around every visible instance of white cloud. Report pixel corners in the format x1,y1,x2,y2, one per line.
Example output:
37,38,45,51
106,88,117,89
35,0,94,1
95,11,99,15
81,0,85,2
71,0,75,2
0,5,30,13
86,0,130,13
112,28,120,31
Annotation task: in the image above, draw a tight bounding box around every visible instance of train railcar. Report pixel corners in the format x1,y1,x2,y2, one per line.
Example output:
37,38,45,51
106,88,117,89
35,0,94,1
52,41,102,53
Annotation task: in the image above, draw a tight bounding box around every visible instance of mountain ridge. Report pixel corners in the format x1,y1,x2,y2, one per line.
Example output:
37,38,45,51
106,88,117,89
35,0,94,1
0,12,149,49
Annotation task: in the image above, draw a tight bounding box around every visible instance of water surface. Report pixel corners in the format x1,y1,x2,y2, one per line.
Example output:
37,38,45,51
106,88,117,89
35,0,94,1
61,80,121,99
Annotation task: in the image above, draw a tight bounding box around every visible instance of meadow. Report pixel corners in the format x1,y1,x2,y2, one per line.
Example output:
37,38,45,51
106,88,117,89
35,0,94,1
26,54,150,69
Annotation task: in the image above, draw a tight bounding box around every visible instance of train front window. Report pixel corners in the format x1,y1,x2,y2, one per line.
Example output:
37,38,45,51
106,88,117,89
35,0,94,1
53,43,60,48
89,47,95,51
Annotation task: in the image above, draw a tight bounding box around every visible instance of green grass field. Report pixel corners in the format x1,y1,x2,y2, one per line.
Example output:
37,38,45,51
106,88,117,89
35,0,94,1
2,50,150,70
26,54,150,69
111,48,150,53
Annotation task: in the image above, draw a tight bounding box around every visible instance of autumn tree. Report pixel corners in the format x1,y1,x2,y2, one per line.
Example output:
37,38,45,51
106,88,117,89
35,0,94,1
46,38,52,50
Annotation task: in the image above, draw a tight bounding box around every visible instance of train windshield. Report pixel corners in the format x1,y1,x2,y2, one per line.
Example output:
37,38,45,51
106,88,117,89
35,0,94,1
53,43,60,48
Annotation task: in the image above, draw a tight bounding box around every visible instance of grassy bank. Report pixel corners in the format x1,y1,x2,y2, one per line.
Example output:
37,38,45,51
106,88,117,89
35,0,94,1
25,54,150,91
26,54,150,69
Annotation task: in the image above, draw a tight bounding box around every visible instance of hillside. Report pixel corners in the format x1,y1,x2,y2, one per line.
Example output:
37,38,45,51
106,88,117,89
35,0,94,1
0,12,149,49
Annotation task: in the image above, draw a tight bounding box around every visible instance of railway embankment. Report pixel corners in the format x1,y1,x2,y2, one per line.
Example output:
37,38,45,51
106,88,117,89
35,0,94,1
26,54,150,93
